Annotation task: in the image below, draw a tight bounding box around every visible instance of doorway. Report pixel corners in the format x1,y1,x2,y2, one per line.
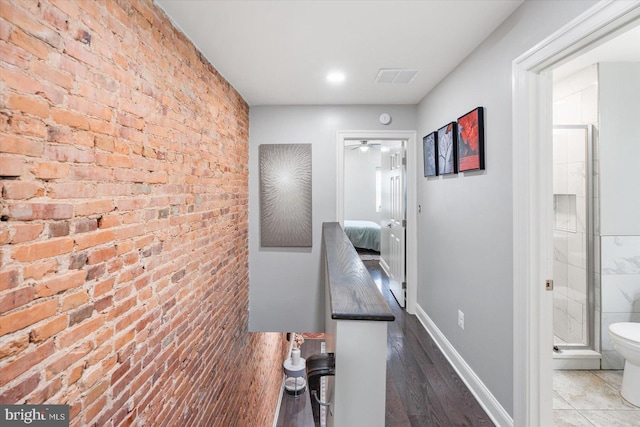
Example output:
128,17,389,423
336,130,418,315
512,3,640,426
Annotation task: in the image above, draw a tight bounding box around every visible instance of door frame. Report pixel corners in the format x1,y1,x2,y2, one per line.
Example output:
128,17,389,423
512,2,640,426
337,130,418,315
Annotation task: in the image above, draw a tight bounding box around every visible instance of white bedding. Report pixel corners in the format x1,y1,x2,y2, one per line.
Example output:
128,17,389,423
343,220,380,252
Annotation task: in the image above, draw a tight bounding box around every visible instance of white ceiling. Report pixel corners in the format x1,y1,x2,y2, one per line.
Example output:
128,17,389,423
554,21,640,80
155,0,523,106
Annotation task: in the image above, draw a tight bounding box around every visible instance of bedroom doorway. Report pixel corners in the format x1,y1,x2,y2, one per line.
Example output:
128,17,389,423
337,129,418,315
343,139,405,307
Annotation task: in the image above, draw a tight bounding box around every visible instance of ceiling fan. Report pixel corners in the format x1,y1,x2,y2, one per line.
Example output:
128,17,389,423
348,140,381,151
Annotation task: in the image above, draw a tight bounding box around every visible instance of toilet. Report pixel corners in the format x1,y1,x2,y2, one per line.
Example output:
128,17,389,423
608,322,640,407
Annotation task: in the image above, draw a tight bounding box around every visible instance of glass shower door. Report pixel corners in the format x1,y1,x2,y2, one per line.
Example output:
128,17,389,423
552,125,594,349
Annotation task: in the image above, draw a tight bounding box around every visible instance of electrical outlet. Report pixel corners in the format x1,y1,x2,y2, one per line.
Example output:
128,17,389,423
458,310,464,329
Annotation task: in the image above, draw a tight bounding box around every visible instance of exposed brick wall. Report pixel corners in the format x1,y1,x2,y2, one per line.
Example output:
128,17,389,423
0,1,288,425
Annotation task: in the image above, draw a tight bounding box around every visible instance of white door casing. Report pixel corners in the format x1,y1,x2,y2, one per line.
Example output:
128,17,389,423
337,130,417,315
512,2,640,426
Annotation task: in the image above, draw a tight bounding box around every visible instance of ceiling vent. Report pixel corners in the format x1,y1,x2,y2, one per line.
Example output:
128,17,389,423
375,68,419,85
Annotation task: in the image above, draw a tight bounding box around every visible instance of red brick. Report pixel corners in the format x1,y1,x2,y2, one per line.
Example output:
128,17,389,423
0,67,36,94
0,334,30,359
0,299,58,336
87,246,116,265
75,199,114,217
8,202,73,221
45,340,93,380
31,161,71,179
63,38,100,68
0,0,281,424
0,372,40,404
10,223,44,243
48,221,70,237
79,365,103,390
46,125,73,144
88,117,116,136
69,96,112,121
0,286,35,313
93,277,114,298
23,259,57,280
0,341,54,387
84,395,107,424
70,165,113,181
57,315,104,349
9,27,50,59
0,134,44,157
45,144,95,164
27,376,62,404
68,363,84,385
74,229,115,250
73,130,96,148
34,270,86,297
8,114,47,138
61,290,90,312
0,37,30,69
74,218,98,234
49,0,81,19
0,155,24,176
48,182,95,198
0,1,62,48
7,93,50,118
2,181,45,199
32,61,73,90
0,226,8,245
12,236,74,262
30,314,68,343
95,151,133,168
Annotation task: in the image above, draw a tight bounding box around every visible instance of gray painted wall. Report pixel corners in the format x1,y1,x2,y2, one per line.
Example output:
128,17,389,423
415,0,597,417
247,0,599,418
248,105,416,332
599,63,640,236
598,62,640,369
344,147,381,223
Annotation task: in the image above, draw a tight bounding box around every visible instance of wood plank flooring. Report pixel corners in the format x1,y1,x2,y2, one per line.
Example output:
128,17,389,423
276,260,494,427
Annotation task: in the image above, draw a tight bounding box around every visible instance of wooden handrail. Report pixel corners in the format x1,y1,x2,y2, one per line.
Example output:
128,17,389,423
322,222,395,322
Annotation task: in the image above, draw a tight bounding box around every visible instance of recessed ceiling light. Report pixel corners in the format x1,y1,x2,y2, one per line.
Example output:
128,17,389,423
327,71,345,84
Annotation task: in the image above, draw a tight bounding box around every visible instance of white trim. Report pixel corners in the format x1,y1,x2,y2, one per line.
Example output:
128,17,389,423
272,337,295,427
336,130,418,315
415,304,513,427
512,2,640,426
272,374,286,427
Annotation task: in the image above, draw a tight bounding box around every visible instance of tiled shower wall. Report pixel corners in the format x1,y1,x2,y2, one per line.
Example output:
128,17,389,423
552,65,598,347
598,63,640,370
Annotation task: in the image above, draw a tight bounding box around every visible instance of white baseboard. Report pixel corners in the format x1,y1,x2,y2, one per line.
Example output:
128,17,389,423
272,374,286,427
415,304,513,427
272,337,294,427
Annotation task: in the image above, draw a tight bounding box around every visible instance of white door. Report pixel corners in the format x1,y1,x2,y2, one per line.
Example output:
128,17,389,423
380,141,406,307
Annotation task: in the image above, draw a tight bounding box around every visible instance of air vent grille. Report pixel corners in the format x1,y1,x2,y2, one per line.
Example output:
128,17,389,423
375,68,419,85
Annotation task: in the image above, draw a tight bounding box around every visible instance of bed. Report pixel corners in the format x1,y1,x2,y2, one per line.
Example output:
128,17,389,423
343,220,381,252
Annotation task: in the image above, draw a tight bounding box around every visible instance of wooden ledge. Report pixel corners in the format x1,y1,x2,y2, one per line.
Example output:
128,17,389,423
322,222,395,322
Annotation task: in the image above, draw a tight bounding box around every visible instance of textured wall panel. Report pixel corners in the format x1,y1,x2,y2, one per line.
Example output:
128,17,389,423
259,144,312,247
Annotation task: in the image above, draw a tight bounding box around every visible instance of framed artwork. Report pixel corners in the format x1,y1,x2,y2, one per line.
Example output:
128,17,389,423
423,132,438,177
437,122,457,175
457,107,485,172
259,144,312,247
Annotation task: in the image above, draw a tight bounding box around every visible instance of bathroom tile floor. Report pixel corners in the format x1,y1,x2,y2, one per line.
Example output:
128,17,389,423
553,370,640,426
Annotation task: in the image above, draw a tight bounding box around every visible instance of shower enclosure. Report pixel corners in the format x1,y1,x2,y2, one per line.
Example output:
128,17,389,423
552,125,596,350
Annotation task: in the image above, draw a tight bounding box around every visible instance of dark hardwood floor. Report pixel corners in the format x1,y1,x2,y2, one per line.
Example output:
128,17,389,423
276,260,494,427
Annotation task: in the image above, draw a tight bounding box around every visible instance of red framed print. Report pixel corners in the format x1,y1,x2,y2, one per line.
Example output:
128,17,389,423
457,107,485,172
